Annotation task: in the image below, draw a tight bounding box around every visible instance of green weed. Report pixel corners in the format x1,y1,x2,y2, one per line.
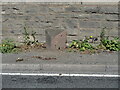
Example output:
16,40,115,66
22,26,38,45
69,37,94,51
98,28,120,51
0,38,20,53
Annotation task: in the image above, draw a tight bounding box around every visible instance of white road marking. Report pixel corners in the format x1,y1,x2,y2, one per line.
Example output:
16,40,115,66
0,73,120,77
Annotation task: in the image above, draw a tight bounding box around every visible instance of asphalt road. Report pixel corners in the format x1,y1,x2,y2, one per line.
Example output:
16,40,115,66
2,75,119,88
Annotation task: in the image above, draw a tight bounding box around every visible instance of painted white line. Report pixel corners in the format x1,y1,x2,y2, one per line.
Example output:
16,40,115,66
0,73,120,77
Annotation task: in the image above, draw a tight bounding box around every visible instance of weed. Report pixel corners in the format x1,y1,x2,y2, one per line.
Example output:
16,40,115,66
101,37,120,51
22,26,38,45
0,38,20,53
98,29,120,51
68,27,120,52
100,27,106,42
69,37,94,51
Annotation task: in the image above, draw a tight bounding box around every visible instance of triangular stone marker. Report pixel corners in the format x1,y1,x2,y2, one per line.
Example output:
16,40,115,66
45,29,67,50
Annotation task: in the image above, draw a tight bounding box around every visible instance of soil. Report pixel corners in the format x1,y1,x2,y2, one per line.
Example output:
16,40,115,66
17,43,46,52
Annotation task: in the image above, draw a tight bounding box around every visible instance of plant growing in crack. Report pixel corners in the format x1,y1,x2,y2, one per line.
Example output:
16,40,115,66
97,27,120,51
100,27,106,42
22,25,38,45
68,38,94,52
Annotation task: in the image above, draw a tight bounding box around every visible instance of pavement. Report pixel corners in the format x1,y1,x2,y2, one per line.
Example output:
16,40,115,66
1,49,119,75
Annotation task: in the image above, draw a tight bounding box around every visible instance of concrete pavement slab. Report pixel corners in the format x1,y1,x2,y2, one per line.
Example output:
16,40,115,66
1,50,119,74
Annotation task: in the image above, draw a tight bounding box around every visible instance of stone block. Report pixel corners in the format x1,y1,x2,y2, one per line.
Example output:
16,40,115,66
30,28,45,35
109,29,118,36
100,5,118,14
2,4,26,15
49,6,65,13
24,4,40,15
33,15,46,22
29,5,49,14
2,19,24,35
79,28,96,37
101,22,118,29
105,14,118,21
2,14,17,21
83,6,102,14
64,19,78,29
45,29,67,50
65,5,82,12
82,5,118,14
79,20,100,28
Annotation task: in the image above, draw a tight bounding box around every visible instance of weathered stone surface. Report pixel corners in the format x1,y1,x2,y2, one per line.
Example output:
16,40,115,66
55,13,74,18
79,20,101,28
25,4,50,14
65,6,82,12
2,14,17,21
25,20,42,28
45,29,67,50
2,35,23,42
33,15,46,22
82,5,118,14
1,3,119,43
64,5,118,14
105,14,118,21
109,29,119,36
2,4,26,15
30,28,45,35
2,19,24,35
101,22,118,29
79,28,96,38
64,19,78,29
25,4,40,14
83,6,102,14
16,15,32,21
49,6,65,13
72,14,103,20
35,35,46,43
100,5,118,14
67,36,79,42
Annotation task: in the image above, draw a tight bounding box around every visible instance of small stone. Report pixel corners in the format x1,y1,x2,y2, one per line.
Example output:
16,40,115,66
16,58,24,62
12,78,17,81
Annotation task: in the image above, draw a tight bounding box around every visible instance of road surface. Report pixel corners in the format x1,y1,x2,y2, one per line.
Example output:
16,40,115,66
2,74,119,88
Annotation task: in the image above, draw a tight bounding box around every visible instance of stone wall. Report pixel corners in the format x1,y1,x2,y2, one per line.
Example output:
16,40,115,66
1,2,119,43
